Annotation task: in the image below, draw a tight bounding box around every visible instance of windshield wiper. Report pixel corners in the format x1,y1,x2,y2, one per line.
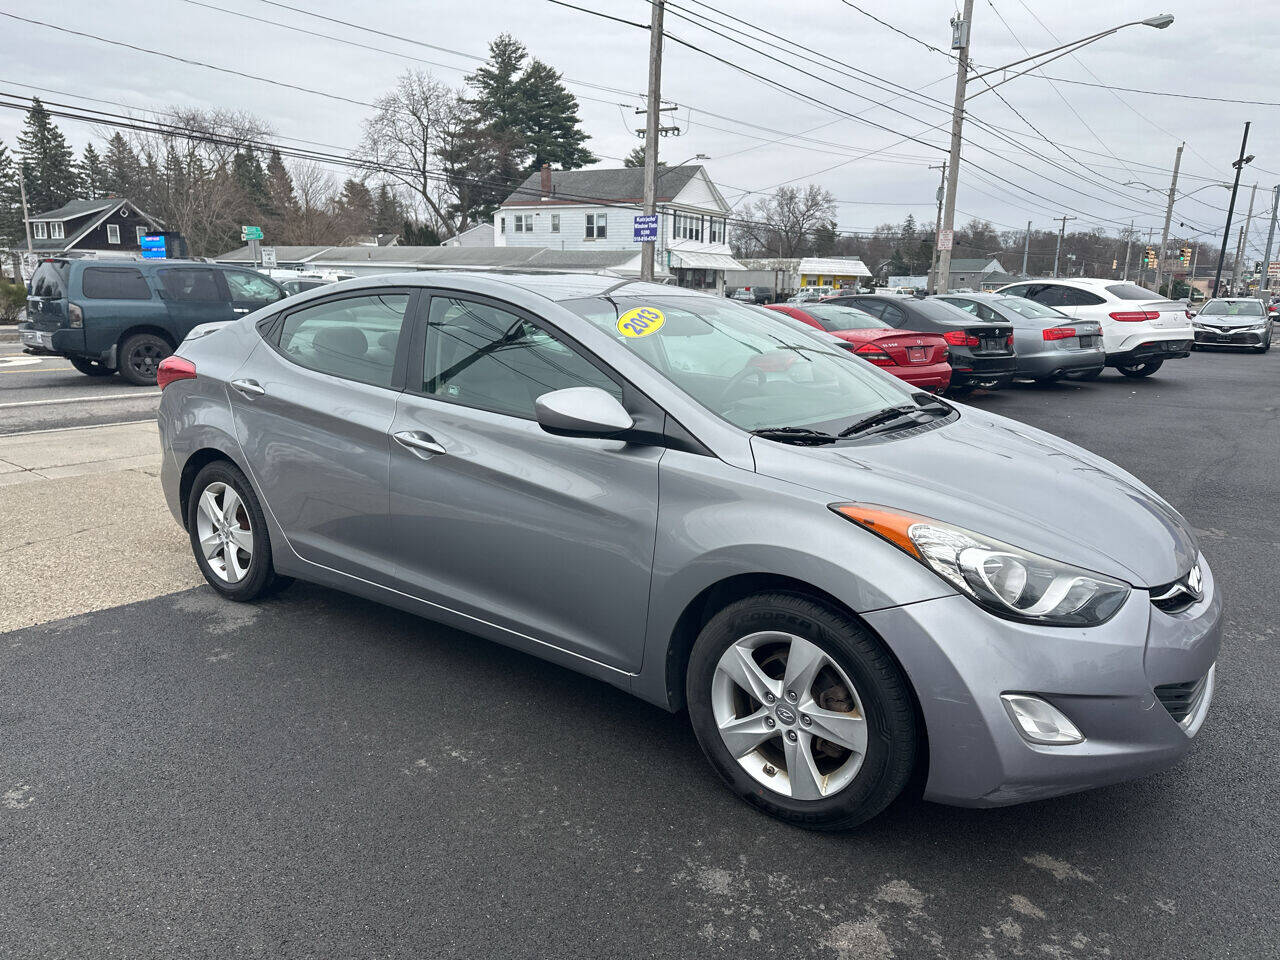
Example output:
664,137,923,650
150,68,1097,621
838,395,953,438
750,426,839,445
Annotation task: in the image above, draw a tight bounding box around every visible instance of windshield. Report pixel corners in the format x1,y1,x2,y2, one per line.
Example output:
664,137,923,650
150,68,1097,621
992,297,1066,319
1199,299,1264,317
561,295,914,433
801,304,889,332
1105,283,1161,301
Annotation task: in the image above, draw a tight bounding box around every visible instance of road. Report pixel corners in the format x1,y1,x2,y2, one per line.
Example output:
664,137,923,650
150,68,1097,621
1,347,1277,959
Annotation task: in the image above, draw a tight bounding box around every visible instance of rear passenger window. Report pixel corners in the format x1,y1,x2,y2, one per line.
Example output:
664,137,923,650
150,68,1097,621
421,296,621,418
224,270,283,303
82,267,152,300
29,262,69,299
159,268,222,301
278,293,409,388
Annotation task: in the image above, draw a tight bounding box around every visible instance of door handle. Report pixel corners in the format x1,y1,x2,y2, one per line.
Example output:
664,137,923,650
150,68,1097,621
393,430,447,457
230,378,267,398
232,308,251,314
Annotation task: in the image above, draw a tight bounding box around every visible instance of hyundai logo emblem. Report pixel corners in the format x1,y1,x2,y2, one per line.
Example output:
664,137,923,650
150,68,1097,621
774,705,796,725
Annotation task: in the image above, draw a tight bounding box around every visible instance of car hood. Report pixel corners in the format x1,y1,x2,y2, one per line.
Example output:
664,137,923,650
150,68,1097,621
750,407,1197,587
1195,315,1265,327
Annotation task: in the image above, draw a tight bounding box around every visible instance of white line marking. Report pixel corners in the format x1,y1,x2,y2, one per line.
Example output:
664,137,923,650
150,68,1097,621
0,391,161,409
0,418,156,438
0,357,42,367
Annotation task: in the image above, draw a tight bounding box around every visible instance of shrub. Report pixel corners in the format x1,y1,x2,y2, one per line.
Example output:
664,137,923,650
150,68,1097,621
0,275,25,324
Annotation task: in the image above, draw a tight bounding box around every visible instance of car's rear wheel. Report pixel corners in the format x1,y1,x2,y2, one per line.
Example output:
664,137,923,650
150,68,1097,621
68,357,115,377
118,333,172,386
686,593,917,831
1117,359,1163,378
187,460,290,601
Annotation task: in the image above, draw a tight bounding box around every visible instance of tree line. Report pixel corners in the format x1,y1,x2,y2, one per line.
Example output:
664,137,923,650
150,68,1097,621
0,34,594,256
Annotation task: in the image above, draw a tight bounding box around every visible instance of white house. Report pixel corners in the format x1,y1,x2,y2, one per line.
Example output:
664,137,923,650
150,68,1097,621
494,164,743,291
441,223,495,247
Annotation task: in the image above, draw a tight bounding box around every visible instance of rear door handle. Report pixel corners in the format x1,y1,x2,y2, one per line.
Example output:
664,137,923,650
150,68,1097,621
230,378,266,398
393,430,447,457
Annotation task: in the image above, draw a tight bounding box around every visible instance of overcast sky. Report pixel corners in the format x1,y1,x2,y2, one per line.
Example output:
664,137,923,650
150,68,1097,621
5,1,1277,257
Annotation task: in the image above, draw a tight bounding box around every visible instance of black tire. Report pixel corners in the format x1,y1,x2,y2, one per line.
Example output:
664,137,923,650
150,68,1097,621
186,460,291,602
1067,367,1103,381
1117,358,1163,378
118,332,172,386
686,593,918,831
68,356,115,377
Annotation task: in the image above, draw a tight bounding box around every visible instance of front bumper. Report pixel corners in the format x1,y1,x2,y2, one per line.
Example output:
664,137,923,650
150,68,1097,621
863,554,1221,807
1106,339,1193,367
1193,326,1267,347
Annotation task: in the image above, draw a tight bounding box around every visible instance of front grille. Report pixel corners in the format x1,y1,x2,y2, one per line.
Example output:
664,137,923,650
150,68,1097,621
1150,581,1198,614
1155,672,1210,724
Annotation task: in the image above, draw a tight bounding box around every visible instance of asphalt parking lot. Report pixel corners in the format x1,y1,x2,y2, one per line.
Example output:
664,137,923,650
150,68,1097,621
1,347,1277,959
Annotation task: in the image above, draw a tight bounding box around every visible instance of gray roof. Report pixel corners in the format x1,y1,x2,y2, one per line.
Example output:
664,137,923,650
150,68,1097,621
502,165,703,206
216,245,334,263
30,197,121,221
948,258,1005,273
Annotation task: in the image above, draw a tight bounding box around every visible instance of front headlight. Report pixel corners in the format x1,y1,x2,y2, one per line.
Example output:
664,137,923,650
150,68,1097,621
831,503,1131,626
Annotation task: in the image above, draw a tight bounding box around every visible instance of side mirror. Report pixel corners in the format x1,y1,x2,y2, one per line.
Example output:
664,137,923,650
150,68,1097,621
535,386,634,439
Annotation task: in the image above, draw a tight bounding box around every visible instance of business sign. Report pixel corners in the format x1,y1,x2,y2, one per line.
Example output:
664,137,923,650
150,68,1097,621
260,246,277,268
937,229,953,252
241,225,264,241
633,214,658,242
1269,261,1280,278
140,234,167,259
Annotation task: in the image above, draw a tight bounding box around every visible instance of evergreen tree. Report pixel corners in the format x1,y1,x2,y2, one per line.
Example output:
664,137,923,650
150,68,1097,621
622,145,665,169
264,150,297,217
0,143,24,246
17,99,79,212
373,184,404,237
79,144,106,198
332,178,376,236
465,34,529,139
517,59,596,173
102,133,144,197
232,149,271,218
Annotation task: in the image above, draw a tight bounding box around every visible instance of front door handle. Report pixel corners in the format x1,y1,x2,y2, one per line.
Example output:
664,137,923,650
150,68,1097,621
393,430,447,457
230,378,266,398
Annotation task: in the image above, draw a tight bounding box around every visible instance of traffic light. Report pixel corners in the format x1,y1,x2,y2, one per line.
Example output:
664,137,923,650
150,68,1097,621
1179,245,1191,264
1112,258,1118,269
1143,246,1156,266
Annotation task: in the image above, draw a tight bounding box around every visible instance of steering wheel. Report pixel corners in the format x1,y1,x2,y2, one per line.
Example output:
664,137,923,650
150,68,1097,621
718,364,767,405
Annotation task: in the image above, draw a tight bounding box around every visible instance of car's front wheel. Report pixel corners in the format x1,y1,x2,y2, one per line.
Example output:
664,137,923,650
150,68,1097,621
1117,359,1163,378
187,460,290,601
686,593,918,831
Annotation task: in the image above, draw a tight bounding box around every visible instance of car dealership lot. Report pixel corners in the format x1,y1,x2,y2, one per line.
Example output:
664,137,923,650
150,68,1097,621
1,349,1276,959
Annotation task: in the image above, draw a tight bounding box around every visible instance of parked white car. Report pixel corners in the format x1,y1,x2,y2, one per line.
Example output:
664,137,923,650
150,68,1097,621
994,278,1193,379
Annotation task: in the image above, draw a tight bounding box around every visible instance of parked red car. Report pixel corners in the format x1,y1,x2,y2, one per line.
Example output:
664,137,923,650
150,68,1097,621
765,303,952,392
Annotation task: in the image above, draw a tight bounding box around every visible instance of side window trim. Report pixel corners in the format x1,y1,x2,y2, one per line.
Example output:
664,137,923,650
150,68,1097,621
404,289,625,422
265,287,419,393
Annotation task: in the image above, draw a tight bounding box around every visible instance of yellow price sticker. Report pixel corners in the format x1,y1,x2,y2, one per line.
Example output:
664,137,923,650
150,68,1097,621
617,306,666,338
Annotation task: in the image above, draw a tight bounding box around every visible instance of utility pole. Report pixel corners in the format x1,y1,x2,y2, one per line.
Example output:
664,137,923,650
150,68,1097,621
17,170,33,256
1020,220,1031,276
1260,184,1279,297
1052,215,1074,277
1154,143,1183,296
1122,219,1134,280
934,0,975,295
639,0,665,283
1187,244,1199,301
1230,182,1257,295
1143,227,1155,286
926,162,946,293
1213,121,1251,298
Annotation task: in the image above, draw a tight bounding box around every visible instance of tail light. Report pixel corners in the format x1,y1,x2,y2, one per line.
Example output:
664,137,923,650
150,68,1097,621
1185,310,1196,320
1108,310,1161,322
156,355,196,389
1006,333,1015,350
1042,326,1077,341
68,303,83,328
943,330,979,347
854,342,895,366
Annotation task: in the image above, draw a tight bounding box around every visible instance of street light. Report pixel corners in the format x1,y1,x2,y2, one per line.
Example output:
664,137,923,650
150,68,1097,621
932,7,1175,294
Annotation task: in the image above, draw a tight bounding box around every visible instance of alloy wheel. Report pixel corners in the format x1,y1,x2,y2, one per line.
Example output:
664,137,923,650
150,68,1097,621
195,481,254,583
711,631,868,800
129,342,165,379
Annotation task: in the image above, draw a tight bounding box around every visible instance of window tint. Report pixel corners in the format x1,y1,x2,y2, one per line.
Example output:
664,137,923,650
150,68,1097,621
879,303,907,326
845,298,884,318
1025,284,1070,307
1000,284,1030,298
160,268,222,302
1058,287,1106,306
278,293,408,388
993,296,1065,319
421,297,620,418
82,267,152,300
224,270,282,303
1105,283,1161,301
29,262,69,298
904,299,974,323
802,304,889,331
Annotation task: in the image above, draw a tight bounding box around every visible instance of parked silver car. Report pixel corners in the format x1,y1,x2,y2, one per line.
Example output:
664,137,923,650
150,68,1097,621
1190,298,1272,353
936,292,1106,382
157,273,1221,830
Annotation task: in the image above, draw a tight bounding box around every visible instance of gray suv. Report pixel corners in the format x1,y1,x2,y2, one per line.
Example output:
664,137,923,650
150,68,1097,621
156,273,1220,830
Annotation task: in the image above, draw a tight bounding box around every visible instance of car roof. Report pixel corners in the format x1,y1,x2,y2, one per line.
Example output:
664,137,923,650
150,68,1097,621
304,271,716,304
1001,277,1121,289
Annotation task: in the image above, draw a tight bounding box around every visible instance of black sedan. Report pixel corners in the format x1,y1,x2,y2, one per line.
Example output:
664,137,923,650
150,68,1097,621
823,294,1016,393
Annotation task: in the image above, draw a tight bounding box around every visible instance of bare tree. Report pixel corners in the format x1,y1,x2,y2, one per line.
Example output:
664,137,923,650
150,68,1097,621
285,160,339,244
732,185,838,258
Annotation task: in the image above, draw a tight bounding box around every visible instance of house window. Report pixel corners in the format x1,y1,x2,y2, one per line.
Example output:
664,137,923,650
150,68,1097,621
500,217,506,233
107,223,121,244
674,212,703,241
551,214,560,233
709,218,725,244
514,213,533,233
586,213,606,239
136,226,148,243
49,221,65,240
33,222,47,239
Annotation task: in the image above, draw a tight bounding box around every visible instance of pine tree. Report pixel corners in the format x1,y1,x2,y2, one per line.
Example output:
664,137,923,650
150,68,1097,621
264,150,297,217
0,143,24,246
623,145,665,169
518,59,596,173
232,149,271,218
465,34,530,139
373,184,403,238
17,99,79,212
332,178,376,237
102,133,144,197
79,144,106,198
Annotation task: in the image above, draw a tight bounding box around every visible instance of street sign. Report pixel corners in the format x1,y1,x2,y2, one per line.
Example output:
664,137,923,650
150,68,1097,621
633,214,658,242
938,229,953,252
140,234,167,259
260,246,277,268
241,225,264,241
